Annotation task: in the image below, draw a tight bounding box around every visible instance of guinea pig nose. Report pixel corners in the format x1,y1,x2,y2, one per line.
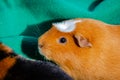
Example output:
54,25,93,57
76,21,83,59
39,44,43,48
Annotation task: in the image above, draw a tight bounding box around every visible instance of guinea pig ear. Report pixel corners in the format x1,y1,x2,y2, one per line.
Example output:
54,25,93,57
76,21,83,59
73,34,92,48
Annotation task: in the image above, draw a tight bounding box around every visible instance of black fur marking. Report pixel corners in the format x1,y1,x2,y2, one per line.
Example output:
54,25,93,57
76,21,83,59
0,51,17,60
0,51,9,60
5,57,73,80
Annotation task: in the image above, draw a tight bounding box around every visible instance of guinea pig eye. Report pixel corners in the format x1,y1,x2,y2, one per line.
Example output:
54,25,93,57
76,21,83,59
59,37,67,43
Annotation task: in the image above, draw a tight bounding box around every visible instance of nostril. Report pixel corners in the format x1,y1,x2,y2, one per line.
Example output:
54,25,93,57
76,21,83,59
39,44,43,48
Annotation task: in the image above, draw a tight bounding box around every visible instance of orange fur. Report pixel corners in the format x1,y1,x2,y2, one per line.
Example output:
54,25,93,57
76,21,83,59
38,18,120,80
0,43,13,54
0,43,16,80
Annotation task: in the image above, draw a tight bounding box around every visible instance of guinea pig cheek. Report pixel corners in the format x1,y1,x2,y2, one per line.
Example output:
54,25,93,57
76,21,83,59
38,46,44,55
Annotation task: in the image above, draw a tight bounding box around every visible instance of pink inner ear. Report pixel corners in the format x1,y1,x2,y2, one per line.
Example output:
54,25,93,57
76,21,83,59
75,35,92,48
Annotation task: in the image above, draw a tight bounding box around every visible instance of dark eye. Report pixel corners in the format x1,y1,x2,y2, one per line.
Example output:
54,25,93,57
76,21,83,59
59,37,67,43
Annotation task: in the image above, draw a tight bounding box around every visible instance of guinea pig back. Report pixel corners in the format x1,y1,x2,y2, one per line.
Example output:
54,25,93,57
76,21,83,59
38,18,120,80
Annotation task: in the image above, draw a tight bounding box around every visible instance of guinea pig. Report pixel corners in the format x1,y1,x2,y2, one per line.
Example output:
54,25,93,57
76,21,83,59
38,18,120,80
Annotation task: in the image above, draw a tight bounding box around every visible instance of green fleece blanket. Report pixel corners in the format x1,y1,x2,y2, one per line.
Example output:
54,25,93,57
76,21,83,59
0,0,120,60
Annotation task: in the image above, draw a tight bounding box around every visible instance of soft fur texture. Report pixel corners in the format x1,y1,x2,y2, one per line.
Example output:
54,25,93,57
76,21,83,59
0,43,73,80
38,18,120,80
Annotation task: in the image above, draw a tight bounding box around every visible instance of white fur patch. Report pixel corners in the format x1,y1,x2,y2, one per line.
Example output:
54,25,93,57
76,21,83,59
52,19,82,32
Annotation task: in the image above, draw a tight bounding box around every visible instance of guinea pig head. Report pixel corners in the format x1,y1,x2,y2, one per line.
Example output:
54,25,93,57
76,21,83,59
38,19,94,72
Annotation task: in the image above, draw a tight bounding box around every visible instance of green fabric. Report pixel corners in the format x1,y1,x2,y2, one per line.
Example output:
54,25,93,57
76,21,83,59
0,0,120,59
0,36,24,55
